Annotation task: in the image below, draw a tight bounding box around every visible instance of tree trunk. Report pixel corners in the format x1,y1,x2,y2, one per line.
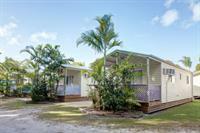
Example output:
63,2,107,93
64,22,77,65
103,47,107,82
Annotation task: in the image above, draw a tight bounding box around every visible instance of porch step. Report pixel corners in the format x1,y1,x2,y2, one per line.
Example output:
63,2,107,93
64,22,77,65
57,95,89,102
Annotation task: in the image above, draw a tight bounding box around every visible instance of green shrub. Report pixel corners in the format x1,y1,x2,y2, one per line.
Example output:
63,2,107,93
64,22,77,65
31,80,48,102
88,88,100,109
100,78,139,112
90,56,141,112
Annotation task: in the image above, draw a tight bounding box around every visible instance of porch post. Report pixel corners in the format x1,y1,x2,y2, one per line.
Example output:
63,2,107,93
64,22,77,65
146,58,150,102
115,52,119,64
64,69,67,96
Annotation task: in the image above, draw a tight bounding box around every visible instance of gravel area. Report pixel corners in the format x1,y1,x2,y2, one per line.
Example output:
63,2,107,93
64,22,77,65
0,99,200,133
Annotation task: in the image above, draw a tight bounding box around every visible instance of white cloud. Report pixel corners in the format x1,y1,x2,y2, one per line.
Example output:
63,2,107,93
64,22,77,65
160,9,179,26
181,1,200,29
0,22,17,37
164,0,175,8
151,16,160,24
8,35,22,45
30,31,57,43
181,20,194,29
190,1,200,22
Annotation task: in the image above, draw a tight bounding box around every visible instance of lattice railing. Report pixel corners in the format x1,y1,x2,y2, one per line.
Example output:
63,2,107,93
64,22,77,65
88,84,161,102
130,84,161,102
57,85,81,96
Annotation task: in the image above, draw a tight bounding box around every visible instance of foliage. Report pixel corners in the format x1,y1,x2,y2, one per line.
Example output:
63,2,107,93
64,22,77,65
90,57,141,112
31,80,48,102
196,64,200,71
179,56,192,69
77,14,122,80
89,58,104,84
88,88,100,109
21,44,73,101
0,58,28,96
196,58,200,71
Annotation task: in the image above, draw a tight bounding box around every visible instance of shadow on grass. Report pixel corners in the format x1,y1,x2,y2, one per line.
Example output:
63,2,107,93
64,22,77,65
0,99,51,110
39,100,200,128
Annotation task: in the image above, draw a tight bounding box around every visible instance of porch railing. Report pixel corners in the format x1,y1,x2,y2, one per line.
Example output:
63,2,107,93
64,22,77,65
130,84,161,102
88,84,161,102
57,85,81,96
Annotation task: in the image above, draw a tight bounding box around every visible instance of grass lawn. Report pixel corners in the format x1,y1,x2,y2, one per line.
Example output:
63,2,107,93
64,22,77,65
39,100,200,127
0,98,49,110
2,98,200,128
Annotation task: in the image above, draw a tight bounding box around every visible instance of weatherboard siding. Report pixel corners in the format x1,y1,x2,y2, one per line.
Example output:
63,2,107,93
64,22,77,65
161,62,192,103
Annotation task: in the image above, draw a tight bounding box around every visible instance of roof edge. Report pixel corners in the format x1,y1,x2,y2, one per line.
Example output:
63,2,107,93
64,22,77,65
108,49,192,73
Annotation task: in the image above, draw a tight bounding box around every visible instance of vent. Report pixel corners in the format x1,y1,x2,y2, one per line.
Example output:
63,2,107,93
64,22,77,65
163,68,175,76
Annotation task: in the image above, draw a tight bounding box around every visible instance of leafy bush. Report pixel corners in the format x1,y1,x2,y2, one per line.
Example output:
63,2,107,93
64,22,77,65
88,88,99,108
90,57,141,112
31,80,48,102
100,78,139,112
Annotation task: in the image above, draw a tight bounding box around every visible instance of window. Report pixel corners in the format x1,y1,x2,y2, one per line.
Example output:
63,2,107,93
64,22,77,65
163,68,175,75
179,73,182,80
84,73,89,78
187,76,190,84
66,75,74,85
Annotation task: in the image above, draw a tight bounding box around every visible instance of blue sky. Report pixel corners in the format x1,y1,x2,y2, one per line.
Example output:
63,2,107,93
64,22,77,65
0,0,199,70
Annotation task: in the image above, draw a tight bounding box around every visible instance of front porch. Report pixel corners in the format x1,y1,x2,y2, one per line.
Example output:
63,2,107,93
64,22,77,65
56,66,83,102
107,51,162,105
56,64,91,102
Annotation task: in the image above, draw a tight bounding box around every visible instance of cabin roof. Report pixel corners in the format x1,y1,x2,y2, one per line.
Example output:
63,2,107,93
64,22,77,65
62,64,91,71
108,49,191,73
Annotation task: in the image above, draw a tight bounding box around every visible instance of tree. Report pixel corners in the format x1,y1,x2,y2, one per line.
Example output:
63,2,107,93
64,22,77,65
77,14,122,81
41,44,73,97
21,44,73,101
0,58,16,95
196,57,200,71
196,64,200,71
179,56,192,70
20,45,43,85
90,58,104,84
89,57,140,111
0,58,27,95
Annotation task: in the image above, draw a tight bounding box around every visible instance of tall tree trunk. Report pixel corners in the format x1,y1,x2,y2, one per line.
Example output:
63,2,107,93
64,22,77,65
103,46,107,82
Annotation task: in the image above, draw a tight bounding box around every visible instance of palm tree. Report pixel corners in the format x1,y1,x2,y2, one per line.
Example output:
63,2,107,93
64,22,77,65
77,14,122,80
179,56,192,70
20,45,42,85
21,44,74,98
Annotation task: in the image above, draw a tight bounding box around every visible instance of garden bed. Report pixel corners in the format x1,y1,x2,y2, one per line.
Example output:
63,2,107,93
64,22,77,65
80,108,144,118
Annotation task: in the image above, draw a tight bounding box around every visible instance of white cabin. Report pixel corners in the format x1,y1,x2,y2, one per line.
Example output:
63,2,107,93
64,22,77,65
57,64,91,98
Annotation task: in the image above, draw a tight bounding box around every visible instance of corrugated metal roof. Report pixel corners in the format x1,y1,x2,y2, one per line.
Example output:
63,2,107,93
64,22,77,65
62,64,91,71
108,49,192,73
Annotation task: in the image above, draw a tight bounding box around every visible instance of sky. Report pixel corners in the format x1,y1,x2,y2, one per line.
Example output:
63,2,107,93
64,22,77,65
0,0,199,70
